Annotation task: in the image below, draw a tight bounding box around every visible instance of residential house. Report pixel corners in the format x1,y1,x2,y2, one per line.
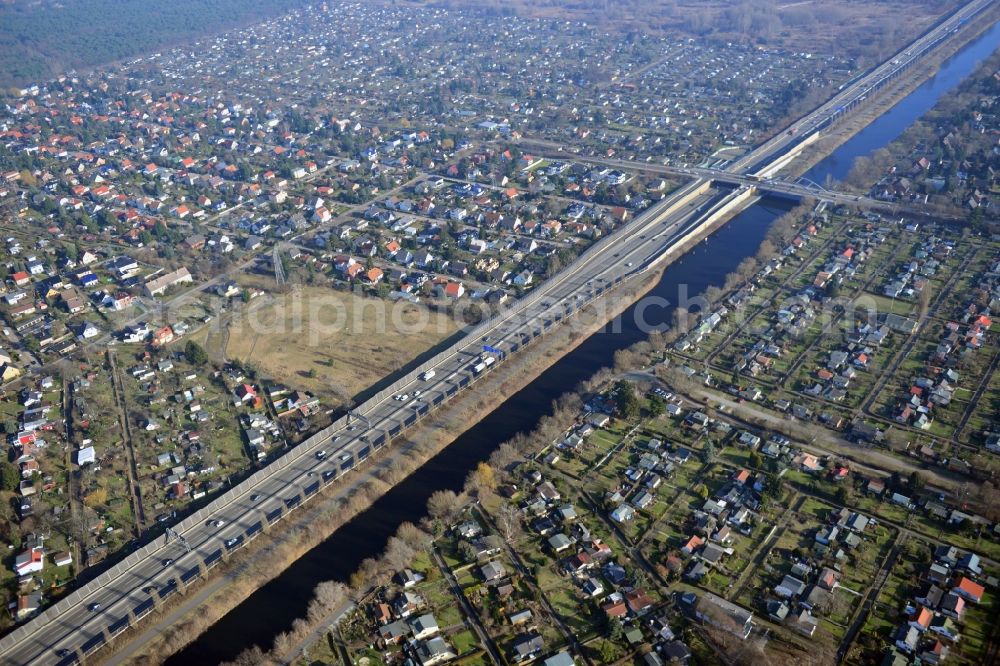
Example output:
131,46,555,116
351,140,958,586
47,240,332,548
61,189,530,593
409,613,441,640
144,267,193,297
416,637,456,666
511,633,545,663
695,593,753,639
480,561,506,583
13,546,45,576
953,577,984,604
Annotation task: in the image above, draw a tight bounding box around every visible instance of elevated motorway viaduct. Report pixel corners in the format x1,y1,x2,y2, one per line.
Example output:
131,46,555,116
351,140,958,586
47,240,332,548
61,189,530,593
729,0,994,176
3,177,735,665
522,0,993,214
516,146,958,220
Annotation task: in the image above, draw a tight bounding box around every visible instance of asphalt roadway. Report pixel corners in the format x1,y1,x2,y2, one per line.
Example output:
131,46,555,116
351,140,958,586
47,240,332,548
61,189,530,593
3,178,720,665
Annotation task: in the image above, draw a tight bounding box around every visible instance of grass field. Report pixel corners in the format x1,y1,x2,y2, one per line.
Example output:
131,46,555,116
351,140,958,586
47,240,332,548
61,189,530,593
225,284,459,404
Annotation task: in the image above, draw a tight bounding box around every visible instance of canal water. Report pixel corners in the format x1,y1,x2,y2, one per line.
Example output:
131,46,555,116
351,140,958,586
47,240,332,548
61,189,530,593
802,18,1000,186
170,18,999,664
169,199,790,664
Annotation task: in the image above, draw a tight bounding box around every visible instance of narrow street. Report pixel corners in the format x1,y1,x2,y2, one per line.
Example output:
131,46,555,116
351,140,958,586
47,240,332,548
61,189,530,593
276,599,356,665
704,218,851,368
621,369,963,491
858,246,978,417
431,548,503,665
836,532,906,662
476,506,596,666
62,373,83,567
107,349,146,533
729,494,805,602
952,346,999,442
780,236,909,390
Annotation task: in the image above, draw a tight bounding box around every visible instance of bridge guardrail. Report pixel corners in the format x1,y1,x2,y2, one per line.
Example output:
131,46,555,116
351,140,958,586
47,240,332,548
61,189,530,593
0,176,709,659
7,0,985,632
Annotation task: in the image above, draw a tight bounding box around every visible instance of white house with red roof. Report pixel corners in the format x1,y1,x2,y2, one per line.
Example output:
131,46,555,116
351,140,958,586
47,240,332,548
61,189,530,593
13,546,45,576
235,384,257,403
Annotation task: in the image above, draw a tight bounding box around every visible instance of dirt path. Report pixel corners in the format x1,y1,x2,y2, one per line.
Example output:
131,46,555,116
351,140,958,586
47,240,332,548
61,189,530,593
858,246,978,417
476,507,596,666
699,390,962,490
431,548,503,665
729,494,805,602
705,218,850,368
623,369,963,491
63,374,84,569
837,531,906,662
107,350,146,534
203,310,233,366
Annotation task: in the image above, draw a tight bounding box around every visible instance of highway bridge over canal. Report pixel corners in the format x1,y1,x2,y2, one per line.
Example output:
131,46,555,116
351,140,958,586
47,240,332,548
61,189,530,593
2,0,992,662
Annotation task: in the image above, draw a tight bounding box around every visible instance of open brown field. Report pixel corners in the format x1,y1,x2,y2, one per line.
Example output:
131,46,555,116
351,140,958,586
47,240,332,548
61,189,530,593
224,282,460,404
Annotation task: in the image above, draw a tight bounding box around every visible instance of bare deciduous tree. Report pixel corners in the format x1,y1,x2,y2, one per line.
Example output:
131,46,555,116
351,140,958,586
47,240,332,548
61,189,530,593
975,481,1000,522
220,645,272,666
489,441,521,474
271,632,294,659
496,501,523,545
313,581,348,613
703,285,724,305
383,535,416,572
396,521,433,551
736,257,758,283
427,489,464,523
664,306,691,343
756,239,777,262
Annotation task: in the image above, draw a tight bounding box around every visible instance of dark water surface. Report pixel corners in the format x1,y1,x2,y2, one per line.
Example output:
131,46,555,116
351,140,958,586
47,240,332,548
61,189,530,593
172,19,1000,663
169,199,790,664
802,19,1000,186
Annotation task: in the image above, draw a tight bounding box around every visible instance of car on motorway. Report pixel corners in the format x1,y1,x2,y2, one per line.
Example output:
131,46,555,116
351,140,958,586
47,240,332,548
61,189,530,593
315,450,327,460
210,519,226,527
322,470,337,481
250,493,261,502
88,603,101,612
413,390,421,398
225,536,242,548
161,558,173,567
